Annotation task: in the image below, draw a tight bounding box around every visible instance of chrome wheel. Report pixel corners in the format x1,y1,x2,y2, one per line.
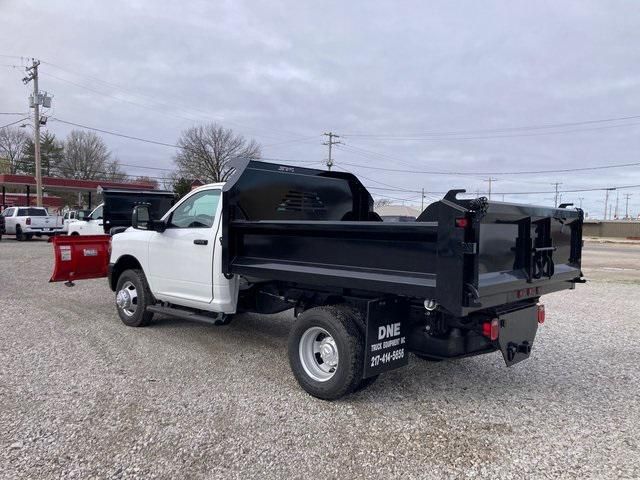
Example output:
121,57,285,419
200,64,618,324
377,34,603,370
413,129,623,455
299,327,339,382
116,281,138,317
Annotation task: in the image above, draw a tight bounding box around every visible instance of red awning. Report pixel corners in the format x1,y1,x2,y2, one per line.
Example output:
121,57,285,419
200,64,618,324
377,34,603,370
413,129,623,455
0,174,156,192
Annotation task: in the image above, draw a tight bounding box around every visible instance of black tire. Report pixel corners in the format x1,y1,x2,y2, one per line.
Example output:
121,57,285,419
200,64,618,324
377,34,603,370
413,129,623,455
15,226,25,241
288,305,366,400
115,269,155,327
70,232,80,236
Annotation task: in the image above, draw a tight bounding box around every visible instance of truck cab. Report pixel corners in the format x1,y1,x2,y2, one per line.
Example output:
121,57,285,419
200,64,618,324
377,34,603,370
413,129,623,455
67,204,105,236
62,209,90,233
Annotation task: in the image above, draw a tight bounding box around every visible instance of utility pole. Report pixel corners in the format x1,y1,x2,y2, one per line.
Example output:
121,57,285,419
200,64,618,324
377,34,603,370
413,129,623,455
483,177,498,200
551,182,562,207
614,190,619,219
22,59,42,207
604,188,615,220
322,132,341,171
578,197,584,209
421,188,425,211
624,193,632,220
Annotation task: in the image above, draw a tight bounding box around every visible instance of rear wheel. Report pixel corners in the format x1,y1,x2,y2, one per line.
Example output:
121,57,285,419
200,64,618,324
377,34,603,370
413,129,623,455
115,269,155,327
15,226,25,241
288,305,367,400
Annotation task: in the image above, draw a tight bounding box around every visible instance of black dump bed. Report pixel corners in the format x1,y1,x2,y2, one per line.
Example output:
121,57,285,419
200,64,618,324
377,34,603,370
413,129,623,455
100,188,175,233
222,160,583,316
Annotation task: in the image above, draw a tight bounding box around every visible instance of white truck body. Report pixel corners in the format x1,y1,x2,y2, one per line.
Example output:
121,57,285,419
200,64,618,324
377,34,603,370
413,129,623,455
67,204,105,236
1,206,64,238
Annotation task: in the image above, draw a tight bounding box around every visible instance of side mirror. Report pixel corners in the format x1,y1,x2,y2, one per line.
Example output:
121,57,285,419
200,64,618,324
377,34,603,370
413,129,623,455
132,205,165,232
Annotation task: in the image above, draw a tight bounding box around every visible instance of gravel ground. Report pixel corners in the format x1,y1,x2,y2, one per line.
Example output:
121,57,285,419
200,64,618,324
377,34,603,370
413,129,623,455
1,239,639,479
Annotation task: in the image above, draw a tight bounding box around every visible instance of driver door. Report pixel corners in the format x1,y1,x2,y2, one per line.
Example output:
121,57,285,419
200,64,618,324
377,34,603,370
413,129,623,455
147,188,221,304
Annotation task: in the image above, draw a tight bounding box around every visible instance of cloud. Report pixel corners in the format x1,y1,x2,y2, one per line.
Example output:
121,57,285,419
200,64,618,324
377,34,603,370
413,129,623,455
1,0,640,217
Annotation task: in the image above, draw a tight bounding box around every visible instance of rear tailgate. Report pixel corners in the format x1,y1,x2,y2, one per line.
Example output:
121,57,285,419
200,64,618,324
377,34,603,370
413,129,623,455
471,201,583,308
29,215,63,231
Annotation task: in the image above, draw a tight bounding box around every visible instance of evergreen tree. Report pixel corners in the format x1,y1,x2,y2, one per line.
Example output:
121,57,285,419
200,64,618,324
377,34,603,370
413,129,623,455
22,132,64,176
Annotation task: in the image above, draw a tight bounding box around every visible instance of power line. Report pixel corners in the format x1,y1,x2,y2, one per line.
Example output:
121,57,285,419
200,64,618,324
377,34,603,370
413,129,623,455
51,117,184,149
336,143,640,176
0,117,30,129
341,113,640,138
39,60,306,141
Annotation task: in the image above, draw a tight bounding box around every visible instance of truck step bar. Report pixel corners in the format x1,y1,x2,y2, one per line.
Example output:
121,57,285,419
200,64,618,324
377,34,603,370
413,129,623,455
146,304,229,326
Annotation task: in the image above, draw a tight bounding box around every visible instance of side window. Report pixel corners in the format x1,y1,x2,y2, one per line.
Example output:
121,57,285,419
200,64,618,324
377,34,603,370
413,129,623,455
2,208,14,217
169,190,221,228
17,208,28,216
91,206,103,219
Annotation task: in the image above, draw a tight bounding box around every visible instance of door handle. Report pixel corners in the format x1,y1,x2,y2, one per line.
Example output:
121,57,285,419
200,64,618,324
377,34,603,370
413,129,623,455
194,239,208,245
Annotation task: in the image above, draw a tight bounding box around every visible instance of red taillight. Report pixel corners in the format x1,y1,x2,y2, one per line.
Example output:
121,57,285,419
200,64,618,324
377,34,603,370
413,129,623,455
482,318,499,341
26,217,31,225
455,217,469,228
537,304,545,324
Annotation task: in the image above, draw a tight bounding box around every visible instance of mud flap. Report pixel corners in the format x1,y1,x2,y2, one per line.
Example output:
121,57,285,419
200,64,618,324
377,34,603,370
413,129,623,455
363,297,410,378
498,305,539,366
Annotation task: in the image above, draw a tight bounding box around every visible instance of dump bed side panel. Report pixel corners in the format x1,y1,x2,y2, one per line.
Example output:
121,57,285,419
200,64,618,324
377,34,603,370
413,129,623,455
222,160,442,301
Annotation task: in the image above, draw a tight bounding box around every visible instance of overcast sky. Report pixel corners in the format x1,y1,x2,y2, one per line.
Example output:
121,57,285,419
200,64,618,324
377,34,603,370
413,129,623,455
2,0,640,217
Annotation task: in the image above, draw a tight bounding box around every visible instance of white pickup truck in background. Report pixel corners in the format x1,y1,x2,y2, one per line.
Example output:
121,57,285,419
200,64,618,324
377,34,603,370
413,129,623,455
1,206,64,240
67,205,104,235
61,209,91,234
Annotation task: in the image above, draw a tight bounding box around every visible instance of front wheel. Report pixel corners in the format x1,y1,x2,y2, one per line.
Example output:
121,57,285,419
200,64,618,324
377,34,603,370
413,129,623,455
288,305,367,400
115,269,155,327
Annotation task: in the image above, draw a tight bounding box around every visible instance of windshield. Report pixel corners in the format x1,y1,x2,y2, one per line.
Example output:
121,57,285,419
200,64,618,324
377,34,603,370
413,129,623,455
89,205,104,219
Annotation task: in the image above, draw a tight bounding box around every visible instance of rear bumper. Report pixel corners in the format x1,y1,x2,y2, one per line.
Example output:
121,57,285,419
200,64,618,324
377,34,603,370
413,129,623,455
407,303,540,365
25,227,64,234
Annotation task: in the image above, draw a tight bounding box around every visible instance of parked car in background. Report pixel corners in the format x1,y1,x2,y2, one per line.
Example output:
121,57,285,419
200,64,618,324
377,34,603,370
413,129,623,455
1,206,64,240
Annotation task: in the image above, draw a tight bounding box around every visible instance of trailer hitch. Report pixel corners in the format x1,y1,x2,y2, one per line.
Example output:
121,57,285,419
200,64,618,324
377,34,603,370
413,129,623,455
506,341,532,362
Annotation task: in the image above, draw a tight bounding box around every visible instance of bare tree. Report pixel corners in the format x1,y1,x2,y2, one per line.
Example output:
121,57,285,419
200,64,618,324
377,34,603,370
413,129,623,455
174,123,261,183
58,130,112,180
103,157,127,182
0,127,30,174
